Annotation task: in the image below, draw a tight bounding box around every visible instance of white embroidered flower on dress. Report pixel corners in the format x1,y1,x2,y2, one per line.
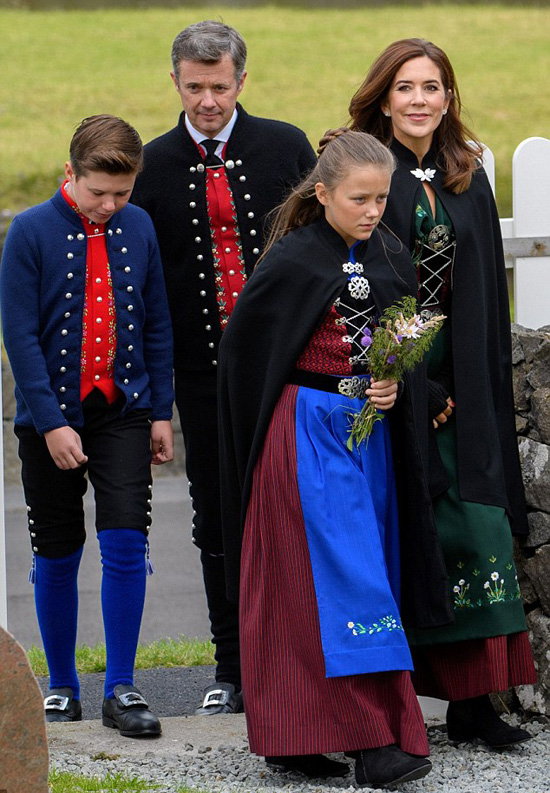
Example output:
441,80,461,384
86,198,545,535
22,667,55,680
410,167,436,182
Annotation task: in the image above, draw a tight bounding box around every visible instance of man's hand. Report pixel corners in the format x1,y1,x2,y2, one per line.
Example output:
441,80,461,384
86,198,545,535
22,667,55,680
44,426,88,469
433,397,455,429
151,420,174,465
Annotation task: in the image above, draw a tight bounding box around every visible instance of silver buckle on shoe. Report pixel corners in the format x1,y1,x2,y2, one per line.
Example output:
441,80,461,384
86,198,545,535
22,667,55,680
44,694,69,712
202,688,230,708
338,376,367,400
118,691,148,708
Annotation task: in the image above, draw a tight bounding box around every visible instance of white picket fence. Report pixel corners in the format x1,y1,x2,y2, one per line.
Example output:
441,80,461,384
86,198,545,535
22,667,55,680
1,136,550,629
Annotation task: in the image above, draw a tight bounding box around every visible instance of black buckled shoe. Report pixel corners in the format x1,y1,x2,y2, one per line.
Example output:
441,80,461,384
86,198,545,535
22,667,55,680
194,682,244,715
446,695,532,748
44,687,82,723
355,745,432,788
102,684,161,737
266,754,350,778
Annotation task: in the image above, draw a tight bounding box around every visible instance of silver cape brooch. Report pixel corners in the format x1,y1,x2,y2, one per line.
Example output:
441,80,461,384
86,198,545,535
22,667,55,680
410,167,436,182
342,261,364,274
347,275,371,300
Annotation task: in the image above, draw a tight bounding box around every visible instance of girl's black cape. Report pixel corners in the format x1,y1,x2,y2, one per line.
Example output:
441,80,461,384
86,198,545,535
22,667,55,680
218,217,454,630
384,139,528,537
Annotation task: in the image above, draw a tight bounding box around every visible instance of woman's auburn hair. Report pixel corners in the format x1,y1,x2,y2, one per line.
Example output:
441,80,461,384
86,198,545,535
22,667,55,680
348,38,483,194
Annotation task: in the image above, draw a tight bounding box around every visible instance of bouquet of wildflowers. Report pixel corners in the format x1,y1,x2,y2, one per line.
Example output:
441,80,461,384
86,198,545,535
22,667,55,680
347,296,445,450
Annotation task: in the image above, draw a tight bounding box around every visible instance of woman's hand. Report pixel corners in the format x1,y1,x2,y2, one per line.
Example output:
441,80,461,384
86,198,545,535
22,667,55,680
433,397,455,429
45,426,88,469
366,378,399,411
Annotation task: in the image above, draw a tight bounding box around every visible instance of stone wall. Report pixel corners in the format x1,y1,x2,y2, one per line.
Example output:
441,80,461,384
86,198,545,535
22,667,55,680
512,324,550,716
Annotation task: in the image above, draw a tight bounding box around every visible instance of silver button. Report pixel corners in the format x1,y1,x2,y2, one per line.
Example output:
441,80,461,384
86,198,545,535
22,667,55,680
239,176,246,182
214,172,220,179
33,546,38,552
77,233,85,241
127,345,133,351
65,293,72,299
124,266,131,273
60,404,66,411
121,247,127,254
244,194,251,201
133,392,139,399
67,234,74,241
197,164,205,173
203,309,209,315
212,360,218,366
190,166,196,173
116,228,122,234
67,252,74,259
96,296,103,302
108,229,113,236
205,325,211,331
225,247,231,253
197,255,204,261
195,237,201,243
95,356,101,362
64,312,70,318
126,286,133,293
221,226,227,232
248,212,254,219
61,329,68,336
94,374,100,381
60,366,66,373
232,291,238,298
60,386,66,392
229,269,235,276
253,248,260,254
189,184,196,190
96,317,102,323
96,337,102,343
126,362,132,369
128,305,134,311
95,277,101,284
124,378,129,385
60,349,67,356
192,219,199,225
30,532,36,538
199,273,205,279
225,159,234,169
236,159,242,166
209,342,214,348
250,229,257,236
128,324,134,331
200,290,206,297
189,202,196,208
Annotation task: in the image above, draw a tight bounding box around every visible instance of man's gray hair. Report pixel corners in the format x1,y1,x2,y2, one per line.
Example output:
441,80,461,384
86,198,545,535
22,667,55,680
171,21,247,84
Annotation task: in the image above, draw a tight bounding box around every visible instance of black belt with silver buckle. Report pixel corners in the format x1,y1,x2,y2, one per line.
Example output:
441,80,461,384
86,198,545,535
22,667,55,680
288,370,370,399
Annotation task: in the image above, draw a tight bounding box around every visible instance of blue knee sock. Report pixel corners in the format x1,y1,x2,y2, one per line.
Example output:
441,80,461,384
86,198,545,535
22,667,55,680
99,528,147,699
34,547,83,699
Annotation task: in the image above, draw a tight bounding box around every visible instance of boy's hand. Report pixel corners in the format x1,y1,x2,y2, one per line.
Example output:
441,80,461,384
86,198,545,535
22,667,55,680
366,378,399,411
151,420,174,465
44,426,88,469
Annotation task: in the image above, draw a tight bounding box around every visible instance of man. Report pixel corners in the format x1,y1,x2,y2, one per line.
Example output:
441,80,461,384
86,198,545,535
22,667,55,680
132,20,316,714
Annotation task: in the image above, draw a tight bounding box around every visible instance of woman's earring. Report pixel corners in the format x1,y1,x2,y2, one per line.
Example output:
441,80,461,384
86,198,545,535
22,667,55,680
383,111,391,117
442,109,448,115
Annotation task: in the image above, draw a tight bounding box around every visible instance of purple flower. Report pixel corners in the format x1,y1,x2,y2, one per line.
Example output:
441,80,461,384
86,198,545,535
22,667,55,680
396,334,403,342
361,327,373,348
387,355,397,364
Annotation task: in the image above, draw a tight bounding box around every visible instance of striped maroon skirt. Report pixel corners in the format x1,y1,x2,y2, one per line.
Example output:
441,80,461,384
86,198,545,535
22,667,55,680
240,385,429,758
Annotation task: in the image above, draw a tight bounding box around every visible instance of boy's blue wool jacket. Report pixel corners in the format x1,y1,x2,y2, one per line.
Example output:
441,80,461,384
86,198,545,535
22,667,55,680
1,188,174,435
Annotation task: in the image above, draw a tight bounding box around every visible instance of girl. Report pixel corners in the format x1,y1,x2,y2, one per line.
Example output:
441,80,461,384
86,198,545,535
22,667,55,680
218,132,451,788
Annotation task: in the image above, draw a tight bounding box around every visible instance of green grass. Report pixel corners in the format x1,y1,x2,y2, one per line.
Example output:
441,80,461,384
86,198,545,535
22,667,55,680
49,769,163,792
2,5,550,216
27,637,215,676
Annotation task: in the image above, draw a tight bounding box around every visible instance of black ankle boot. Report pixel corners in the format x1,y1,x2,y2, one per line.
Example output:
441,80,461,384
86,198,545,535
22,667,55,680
265,754,349,778
355,745,432,788
446,695,531,748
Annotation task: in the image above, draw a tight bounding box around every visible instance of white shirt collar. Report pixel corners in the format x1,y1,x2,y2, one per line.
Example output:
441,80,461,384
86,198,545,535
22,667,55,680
185,109,238,160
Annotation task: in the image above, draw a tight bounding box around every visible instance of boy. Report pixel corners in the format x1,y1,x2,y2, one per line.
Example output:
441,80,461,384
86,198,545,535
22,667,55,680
1,115,174,737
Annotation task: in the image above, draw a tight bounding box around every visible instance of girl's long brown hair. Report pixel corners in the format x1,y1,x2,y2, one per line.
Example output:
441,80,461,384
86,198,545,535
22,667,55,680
349,38,483,194
261,131,395,259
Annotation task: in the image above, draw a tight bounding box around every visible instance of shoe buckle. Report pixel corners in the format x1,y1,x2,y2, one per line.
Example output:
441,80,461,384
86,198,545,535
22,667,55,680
118,691,148,708
203,688,230,708
44,694,69,711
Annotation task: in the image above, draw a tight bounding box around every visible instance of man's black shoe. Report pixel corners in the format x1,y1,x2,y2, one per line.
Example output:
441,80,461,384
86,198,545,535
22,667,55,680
102,684,161,737
195,682,244,715
44,687,82,723
355,745,432,788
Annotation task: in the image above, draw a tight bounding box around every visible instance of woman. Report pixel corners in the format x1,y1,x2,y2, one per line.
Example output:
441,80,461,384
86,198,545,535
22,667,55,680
218,132,453,788
346,38,537,747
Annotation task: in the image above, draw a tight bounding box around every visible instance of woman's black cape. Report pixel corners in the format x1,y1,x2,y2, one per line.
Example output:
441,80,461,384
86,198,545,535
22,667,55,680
218,217,453,630
384,139,528,536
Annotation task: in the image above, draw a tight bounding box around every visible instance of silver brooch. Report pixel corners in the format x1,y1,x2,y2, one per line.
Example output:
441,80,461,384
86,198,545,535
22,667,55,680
347,276,371,300
342,261,364,275
410,167,436,182
427,224,450,252
338,376,367,399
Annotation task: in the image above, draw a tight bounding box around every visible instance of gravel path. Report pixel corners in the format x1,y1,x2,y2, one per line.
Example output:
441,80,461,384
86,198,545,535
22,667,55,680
49,716,549,793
